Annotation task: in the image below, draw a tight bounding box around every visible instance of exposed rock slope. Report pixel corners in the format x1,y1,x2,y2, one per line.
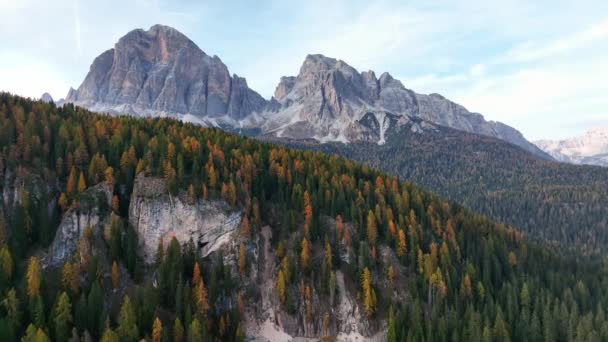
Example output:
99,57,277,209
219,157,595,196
535,127,608,167
261,54,548,157
128,174,242,263
66,25,267,124
48,183,112,266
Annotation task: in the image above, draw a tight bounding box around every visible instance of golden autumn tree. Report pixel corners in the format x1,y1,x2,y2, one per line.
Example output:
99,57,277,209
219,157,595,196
301,238,310,270
366,210,377,246
324,238,332,269
461,273,473,299
335,215,343,239
240,216,250,238
323,312,330,336
66,167,76,195
112,195,119,213
508,251,517,268
58,192,69,212
388,219,396,238
207,165,217,189
227,180,237,207
238,242,247,277
77,170,87,193
343,228,351,249
361,267,376,318
111,261,119,290
187,184,195,205
61,261,79,295
26,256,41,300
397,229,407,257
276,269,286,304
192,262,201,286
195,279,209,315
387,265,395,287
152,317,162,342
104,167,115,186
303,191,313,238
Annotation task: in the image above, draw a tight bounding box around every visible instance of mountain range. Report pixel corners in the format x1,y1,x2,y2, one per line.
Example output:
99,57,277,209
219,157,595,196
535,127,608,167
64,24,548,158
59,24,608,254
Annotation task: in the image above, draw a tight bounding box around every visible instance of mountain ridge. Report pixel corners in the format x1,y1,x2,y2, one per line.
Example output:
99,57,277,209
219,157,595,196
535,127,608,167
64,25,549,158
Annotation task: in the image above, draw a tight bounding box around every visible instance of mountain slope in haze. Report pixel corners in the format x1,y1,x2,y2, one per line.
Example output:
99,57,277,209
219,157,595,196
66,25,548,159
535,127,608,167
270,119,608,255
66,24,267,126
261,54,549,158
2,93,608,341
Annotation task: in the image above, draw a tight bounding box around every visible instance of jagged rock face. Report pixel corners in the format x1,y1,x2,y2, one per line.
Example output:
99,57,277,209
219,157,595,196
66,25,267,121
535,127,608,167
48,183,112,266
128,174,242,264
263,54,548,157
65,25,546,157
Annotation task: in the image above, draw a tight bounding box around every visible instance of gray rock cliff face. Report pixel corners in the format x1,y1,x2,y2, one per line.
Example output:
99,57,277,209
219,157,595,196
263,54,548,157
66,25,267,122
65,25,546,157
48,183,112,266
128,174,242,264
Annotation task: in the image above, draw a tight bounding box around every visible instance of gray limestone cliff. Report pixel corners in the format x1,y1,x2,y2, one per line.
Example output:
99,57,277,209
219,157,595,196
48,183,112,266
128,174,242,264
66,25,267,122
262,54,549,157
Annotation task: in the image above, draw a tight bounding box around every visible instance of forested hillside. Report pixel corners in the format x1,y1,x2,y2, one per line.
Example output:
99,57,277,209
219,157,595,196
275,121,608,256
0,93,607,341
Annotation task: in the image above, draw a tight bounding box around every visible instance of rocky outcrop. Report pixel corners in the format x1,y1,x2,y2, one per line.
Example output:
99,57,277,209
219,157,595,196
128,174,242,264
66,25,267,122
40,92,54,103
48,183,112,266
261,54,549,158
65,25,547,157
535,127,608,167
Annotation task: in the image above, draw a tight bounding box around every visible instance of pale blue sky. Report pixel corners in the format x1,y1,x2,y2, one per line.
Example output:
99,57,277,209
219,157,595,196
1,0,607,140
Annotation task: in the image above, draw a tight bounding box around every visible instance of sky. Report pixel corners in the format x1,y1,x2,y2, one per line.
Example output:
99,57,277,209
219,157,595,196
0,0,607,140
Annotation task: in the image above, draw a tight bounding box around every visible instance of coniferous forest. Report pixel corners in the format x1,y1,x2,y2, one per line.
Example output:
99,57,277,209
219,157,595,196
1,93,608,341
277,121,608,256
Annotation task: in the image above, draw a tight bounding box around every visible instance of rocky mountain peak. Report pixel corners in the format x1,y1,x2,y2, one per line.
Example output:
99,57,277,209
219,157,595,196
534,127,608,166
66,24,266,122
261,54,548,157
40,92,53,103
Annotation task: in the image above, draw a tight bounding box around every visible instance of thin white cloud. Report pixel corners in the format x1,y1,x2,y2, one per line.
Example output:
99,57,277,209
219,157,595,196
499,20,608,64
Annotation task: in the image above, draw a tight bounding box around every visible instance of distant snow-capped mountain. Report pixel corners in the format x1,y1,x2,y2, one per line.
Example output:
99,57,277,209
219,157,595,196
535,127,608,167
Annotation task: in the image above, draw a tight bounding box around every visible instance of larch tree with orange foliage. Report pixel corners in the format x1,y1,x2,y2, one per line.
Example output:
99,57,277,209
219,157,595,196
77,171,87,193
238,242,247,277
152,317,162,342
301,238,310,270
397,229,407,257
240,216,250,238
335,215,343,239
192,262,201,286
366,210,377,246
111,261,119,290
66,167,76,195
